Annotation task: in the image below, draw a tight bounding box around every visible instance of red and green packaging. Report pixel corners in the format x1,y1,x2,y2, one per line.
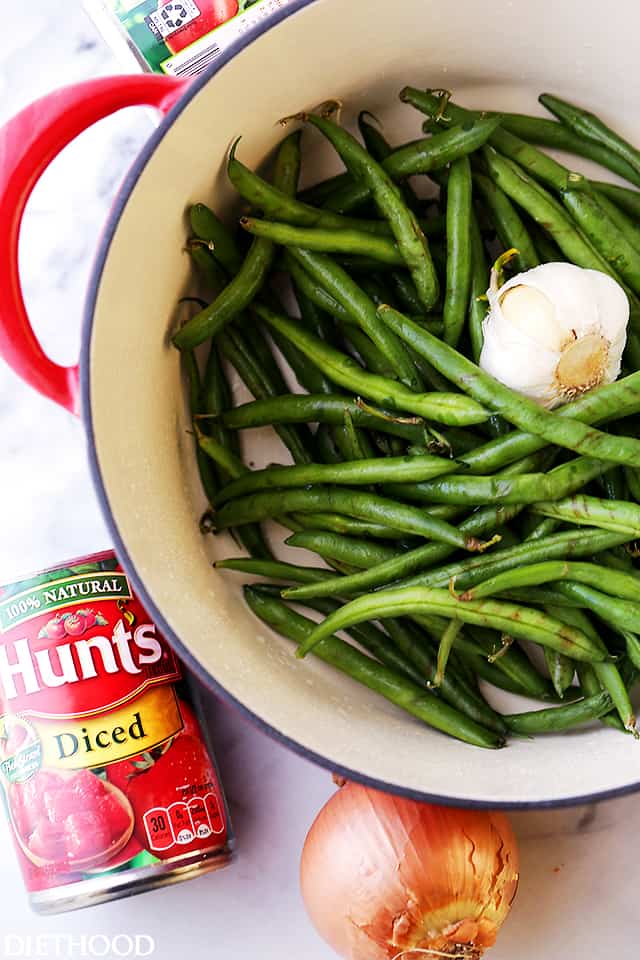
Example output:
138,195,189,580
85,0,296,77
0,551,232,914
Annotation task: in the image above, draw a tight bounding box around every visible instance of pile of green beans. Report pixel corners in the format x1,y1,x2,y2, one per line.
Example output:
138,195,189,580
176,86,640,748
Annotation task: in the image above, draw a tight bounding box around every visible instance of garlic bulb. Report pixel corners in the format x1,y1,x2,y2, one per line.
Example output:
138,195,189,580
479,262,628,408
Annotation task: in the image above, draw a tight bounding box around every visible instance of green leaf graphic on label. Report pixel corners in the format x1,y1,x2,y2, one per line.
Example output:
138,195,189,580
1,742,42,784
0,717,41,784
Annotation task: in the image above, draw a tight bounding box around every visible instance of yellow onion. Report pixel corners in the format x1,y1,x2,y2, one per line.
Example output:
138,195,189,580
300,782,519,960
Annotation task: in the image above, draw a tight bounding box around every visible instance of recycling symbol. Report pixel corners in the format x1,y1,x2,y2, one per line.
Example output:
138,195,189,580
161,3,190,29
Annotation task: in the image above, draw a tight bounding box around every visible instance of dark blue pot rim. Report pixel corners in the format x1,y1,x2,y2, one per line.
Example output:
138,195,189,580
81,0,640,810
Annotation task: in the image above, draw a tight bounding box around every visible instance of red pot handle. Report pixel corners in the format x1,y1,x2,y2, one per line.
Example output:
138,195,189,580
0,75,189,415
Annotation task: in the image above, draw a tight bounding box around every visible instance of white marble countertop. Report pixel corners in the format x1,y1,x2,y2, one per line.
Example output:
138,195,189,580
0,4,637,957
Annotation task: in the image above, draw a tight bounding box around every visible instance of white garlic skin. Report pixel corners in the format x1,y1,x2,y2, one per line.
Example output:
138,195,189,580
479,262,629,408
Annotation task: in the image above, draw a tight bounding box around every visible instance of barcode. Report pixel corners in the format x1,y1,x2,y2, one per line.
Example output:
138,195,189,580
164,42,221,77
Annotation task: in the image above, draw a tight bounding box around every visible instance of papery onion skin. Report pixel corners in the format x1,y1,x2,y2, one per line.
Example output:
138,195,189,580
300,782,519,960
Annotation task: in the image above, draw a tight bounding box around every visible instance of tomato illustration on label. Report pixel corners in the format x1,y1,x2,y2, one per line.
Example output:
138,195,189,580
39,609,107,641
0,552,230,908
8,767,134,869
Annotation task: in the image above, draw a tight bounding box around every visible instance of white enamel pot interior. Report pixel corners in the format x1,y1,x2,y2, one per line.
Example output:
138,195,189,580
84,0,640,807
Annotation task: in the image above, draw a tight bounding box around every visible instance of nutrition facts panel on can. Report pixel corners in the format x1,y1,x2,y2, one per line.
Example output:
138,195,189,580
143,793,225,851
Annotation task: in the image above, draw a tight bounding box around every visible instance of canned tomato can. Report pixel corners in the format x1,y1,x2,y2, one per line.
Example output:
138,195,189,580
0,551,233,914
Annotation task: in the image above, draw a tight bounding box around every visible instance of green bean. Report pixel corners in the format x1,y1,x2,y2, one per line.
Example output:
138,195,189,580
214,452,463,506
259,292,334,396
217,327,312,465
357,110,422,212
285,530,398,568
244,587,503,748
461,370,640,475
286,248,422,389
222,394,428,444
460,651,537,697
596,464,626,503
327,412,372,464
386,117,503,177
215,485,495,551
339,323,396,378
188,243,229,292
500,588,582,608
202,342,234,455
268,590,430,688
181,230,274,348
381,619,508,732
450,648,479,692
242,319,288,392
625,466,640,504
591,192,640,255
576,664,626,732
544,648,576,699
305,113,439,311
232,148,444,238
378,305,640,467
539,93,640,181
266,320,334,395
189,203,243,274
443,156,472,347
545,605,635,731
242,217,407,264
532,493,640,537
505,690,612,734
324,117,502,214
195,430,256,492
298,171,353,205
434,619,462,686
290,512,402,540
357,274,396,307
384,455,612,506
554,581,640,635
529,222,565,263
183,352,220,506
482,148,618,274
624,633,640,671
314,423,343,465
295,285,336,342
523,517,560,541
175,131,302,350
480,112,640,188
258,305,492,426
196,340,270,557
591,662,636,732
284,506,624,602
214,557,335,584
296,585,606,661
404,529,627,593
291,248,357,315
592,182,640,219
468,212,488,363
598,547,640,574
462,627,559,701
561,188,640,296
473,173,540,271
400,88,572,192
389,270,424,315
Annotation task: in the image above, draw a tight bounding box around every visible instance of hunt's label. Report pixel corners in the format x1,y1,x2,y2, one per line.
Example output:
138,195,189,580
84,0,296,78
0,552,229,899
